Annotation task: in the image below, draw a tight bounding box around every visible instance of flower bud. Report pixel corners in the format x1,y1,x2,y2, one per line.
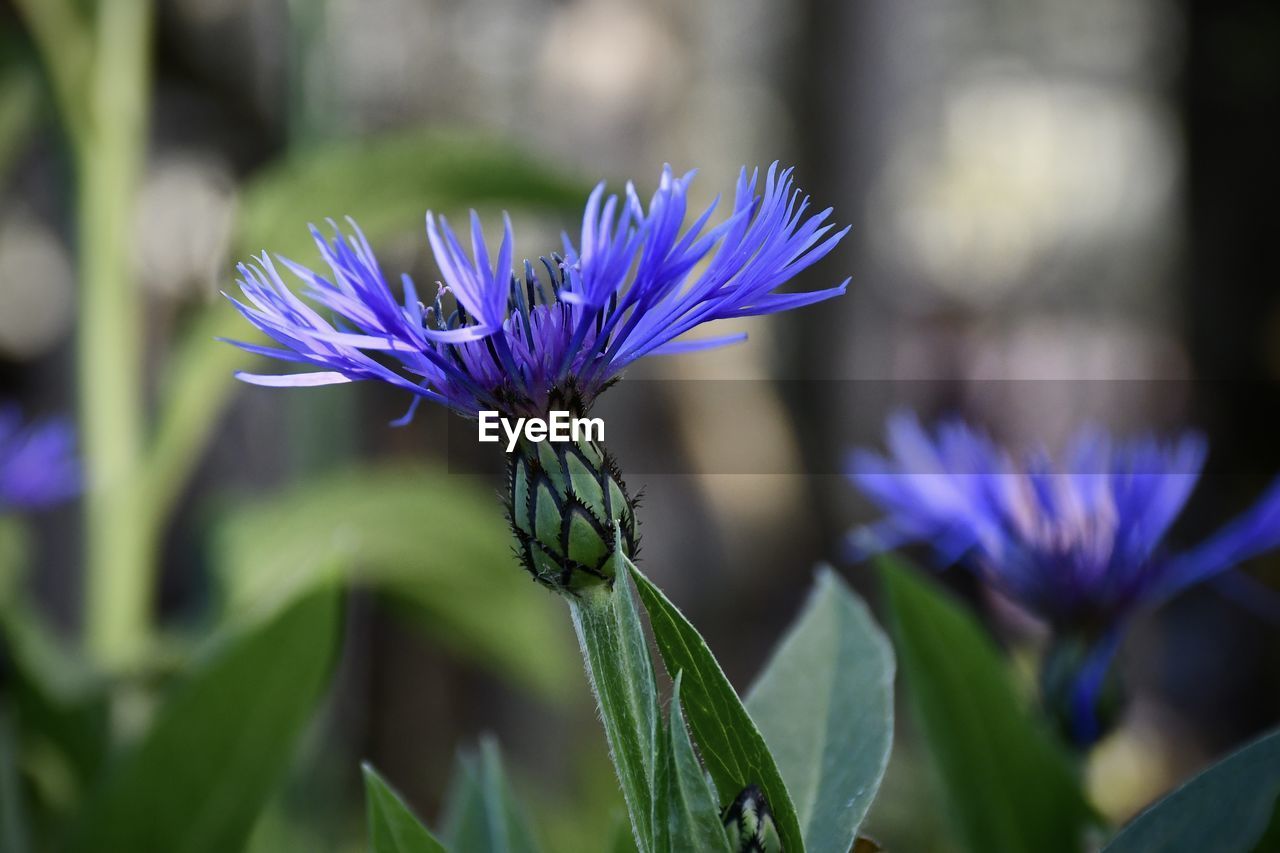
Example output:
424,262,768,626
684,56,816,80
722,785,781,853
506,435,638,595
1039,633,1125,749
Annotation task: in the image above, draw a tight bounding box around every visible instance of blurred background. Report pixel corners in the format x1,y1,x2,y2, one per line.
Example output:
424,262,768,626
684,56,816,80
1,0,1278,850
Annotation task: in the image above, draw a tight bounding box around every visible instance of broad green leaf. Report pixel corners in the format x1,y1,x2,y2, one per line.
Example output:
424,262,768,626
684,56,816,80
745,567,894,853
1102,727,1280,853
879,556,1091,853
69,587,341,853
628,561,805,853
654,673,732,853
569,550,659,853
142,130,586,530
213,464,576,700
364,763,448,853
442,738,542,853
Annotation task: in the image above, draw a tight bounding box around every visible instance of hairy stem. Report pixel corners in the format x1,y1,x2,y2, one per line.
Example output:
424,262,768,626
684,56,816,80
569,577,658,853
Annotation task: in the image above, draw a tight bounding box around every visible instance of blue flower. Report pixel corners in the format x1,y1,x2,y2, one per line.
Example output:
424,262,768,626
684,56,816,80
848,412,1280,745
0,406,79,511
225,163,848,421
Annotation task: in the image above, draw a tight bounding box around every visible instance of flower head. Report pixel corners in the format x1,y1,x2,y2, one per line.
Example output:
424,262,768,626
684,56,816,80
0,406,79,511
225,163,848,421
848,412,1280,744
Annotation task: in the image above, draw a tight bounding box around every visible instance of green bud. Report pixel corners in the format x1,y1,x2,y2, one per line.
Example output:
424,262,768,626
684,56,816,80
506,435,638,595
722,785,781,853
1040,632,1126,749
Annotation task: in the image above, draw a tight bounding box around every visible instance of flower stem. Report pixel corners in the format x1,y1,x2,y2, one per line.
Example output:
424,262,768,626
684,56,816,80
568,577,659,853
79,0,154,670
18,0,156,668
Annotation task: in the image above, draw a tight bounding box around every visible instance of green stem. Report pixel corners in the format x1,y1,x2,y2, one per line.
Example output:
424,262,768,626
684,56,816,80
18,0,156,668
78,0,155,670
568,577,658,853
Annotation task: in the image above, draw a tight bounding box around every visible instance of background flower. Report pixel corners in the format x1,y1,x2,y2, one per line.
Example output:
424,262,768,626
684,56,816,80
0,405,78,512
849,412,1280,744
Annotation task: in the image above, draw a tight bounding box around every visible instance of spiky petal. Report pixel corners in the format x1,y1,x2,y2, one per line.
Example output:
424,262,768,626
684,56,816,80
225,163,849,421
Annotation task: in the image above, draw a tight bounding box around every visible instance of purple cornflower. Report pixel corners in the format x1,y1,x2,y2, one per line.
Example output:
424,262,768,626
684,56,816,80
849,412,1280,745
224,163,848,421
0,406,79,511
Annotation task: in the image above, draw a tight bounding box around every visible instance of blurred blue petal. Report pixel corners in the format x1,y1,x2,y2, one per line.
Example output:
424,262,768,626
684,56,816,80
849,412,1280,746
0,405,79,511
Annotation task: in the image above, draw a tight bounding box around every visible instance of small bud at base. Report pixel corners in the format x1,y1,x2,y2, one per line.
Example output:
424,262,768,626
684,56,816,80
723,785,781,853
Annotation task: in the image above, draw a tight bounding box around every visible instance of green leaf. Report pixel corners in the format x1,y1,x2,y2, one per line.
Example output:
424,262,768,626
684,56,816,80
569,550,659,853
654,673,732,853
441,754,487,852
628,561,805,853
142,129,586,543
69,587,342,853
1102,727,1280,853
479,739,543,853
745,567,894,853
213,464,576,700
441,737,542,853
364,763,448,853
879,555,1091,853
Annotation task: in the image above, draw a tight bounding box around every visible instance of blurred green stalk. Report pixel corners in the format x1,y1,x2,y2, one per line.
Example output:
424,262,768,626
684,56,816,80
78,0,153,669
16,0,155,669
